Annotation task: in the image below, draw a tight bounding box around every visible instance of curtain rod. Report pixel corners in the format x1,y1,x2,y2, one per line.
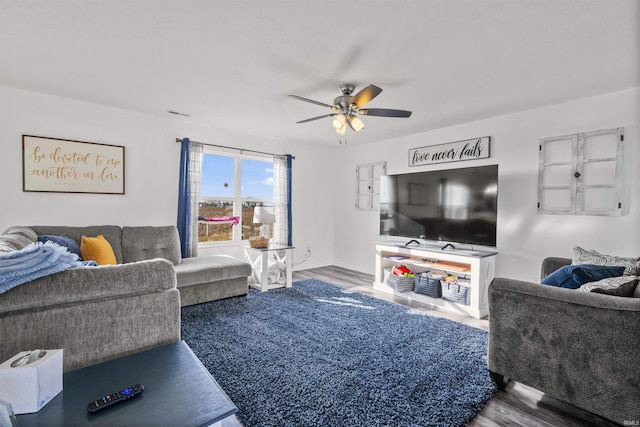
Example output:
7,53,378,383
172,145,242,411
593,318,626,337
175,138,295,160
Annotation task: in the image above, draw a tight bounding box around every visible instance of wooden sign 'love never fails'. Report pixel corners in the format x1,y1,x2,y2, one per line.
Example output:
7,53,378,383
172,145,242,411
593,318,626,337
409,137,490,167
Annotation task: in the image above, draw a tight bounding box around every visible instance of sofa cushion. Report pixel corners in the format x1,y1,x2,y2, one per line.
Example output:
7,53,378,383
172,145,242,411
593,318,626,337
174,255,251,287
29,226,124,263
0,227,37,253
572,246,640,276
579,275,639,297
121,226,181,265
81,235,117,265
541,264,625,289
37,235,82,257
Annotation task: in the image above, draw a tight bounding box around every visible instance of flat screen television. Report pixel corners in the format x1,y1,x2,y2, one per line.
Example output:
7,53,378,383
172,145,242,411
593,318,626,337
379,165,498,247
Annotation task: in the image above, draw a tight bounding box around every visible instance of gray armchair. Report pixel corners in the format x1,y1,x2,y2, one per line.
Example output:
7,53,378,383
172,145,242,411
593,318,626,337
488,257,640,425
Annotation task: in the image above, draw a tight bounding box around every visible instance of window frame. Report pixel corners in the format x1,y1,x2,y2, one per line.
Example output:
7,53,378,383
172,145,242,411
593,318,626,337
356,161,386,211
537,127,624,216
198,149,274,247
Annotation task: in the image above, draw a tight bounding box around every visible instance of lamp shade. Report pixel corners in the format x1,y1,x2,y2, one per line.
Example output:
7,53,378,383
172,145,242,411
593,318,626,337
253,206,275,224
331,114,347,130
349,115,365,131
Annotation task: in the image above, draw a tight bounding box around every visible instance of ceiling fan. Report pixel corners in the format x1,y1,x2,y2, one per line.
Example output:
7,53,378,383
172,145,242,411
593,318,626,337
288,84,412,135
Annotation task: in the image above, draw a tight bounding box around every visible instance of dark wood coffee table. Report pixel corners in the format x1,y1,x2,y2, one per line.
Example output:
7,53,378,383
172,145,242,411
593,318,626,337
16,341,237,427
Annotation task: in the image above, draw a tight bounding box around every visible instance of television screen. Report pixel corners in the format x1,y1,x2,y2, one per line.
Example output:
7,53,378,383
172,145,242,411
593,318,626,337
380,165,498,247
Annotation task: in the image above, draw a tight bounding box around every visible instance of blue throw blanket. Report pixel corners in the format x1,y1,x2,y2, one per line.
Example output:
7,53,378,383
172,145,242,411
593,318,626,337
0,241,95,294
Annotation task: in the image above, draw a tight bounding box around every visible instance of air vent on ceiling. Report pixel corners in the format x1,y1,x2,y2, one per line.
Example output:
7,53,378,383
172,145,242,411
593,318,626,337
167,110,190,117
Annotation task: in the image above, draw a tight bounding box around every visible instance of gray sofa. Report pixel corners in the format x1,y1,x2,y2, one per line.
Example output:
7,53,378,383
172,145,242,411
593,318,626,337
0,225,250,371
488,257,640,425
27,225,251,307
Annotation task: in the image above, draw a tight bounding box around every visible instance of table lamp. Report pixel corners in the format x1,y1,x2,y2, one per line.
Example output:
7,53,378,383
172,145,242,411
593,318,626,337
253,206,275,240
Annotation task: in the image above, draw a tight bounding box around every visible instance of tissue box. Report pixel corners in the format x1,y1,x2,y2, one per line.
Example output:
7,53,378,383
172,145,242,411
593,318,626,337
0,349,63,414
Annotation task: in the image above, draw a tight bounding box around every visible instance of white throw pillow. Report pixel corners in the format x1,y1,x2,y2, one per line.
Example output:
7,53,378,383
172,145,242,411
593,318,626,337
579,275,639,297
572,246,640,276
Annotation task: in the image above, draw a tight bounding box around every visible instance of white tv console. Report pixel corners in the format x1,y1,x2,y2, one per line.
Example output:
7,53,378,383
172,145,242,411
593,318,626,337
373,243,497,319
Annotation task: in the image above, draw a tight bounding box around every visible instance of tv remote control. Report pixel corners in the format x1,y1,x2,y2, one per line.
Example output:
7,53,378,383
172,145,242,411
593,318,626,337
87,384,144,413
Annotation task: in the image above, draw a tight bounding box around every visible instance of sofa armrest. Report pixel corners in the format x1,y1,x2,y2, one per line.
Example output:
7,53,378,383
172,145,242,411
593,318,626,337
488,277,640,424
540,256,571,280
0,258,176,314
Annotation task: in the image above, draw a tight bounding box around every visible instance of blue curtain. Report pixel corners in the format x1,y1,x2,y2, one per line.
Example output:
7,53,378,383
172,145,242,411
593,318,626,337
286,154,293,246
177,138,190,258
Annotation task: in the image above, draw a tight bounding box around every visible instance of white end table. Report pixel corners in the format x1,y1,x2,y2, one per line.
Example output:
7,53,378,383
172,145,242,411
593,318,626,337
243,245,295,292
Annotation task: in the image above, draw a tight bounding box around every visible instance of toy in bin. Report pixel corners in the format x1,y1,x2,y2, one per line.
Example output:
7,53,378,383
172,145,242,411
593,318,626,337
392,265,414,278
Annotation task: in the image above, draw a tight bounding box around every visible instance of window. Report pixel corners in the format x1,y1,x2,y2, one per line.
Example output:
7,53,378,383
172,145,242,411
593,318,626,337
199,151,273,243
356,161,386,210
538,127,624,216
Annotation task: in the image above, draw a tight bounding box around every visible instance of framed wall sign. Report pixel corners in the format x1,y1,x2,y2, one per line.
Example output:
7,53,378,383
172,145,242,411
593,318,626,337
409,136,490,167
22,135,125,194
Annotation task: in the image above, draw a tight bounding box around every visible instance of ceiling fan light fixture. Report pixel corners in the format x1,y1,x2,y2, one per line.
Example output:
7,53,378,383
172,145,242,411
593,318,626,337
289,84,412,135
331,114,347,130
350,115,365,132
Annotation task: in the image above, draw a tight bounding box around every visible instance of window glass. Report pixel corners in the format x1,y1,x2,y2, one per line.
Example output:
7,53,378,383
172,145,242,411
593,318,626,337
198,200,234,242
241,159,273,199
201,155,234,198
199,153,274,244
242,201,274,240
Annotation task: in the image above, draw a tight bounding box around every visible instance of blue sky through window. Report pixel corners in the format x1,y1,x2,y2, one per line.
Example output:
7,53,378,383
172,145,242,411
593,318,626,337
241,159,273,199
200,155,272,199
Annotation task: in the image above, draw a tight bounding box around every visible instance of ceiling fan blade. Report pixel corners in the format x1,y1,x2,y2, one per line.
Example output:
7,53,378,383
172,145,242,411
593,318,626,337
349,85,382,108
288,94,337,110
359,108,412,118
296,113,337,124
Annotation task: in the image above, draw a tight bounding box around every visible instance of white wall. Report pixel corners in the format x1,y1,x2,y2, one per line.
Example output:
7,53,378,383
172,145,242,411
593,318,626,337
333,88,640,282
0,86,335,269
3,85,637,281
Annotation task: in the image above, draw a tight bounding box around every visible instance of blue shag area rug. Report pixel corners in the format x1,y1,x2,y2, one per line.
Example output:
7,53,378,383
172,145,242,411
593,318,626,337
181,279,496,427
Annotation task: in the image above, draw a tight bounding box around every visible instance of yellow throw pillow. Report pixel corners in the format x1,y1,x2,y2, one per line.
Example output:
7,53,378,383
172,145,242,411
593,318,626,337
80,235,117,265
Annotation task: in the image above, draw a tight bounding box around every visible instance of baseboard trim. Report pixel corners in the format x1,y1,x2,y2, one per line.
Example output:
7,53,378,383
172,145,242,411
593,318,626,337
331,261,369,275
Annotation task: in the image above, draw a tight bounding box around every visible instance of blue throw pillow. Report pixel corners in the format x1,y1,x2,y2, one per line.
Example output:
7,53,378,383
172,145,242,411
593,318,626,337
37,235,82,258
541,264,625,289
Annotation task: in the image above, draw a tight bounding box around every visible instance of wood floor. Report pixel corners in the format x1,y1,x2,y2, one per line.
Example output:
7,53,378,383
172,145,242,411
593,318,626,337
221,265,619,427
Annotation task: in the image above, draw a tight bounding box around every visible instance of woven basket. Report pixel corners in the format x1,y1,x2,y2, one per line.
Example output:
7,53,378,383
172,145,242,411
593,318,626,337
383,269,415,293
415,274,443,298
249,237,269,248
440,281,470,305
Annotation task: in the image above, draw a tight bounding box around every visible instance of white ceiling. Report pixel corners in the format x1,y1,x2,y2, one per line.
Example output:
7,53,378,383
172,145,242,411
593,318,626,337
1,0,638,146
